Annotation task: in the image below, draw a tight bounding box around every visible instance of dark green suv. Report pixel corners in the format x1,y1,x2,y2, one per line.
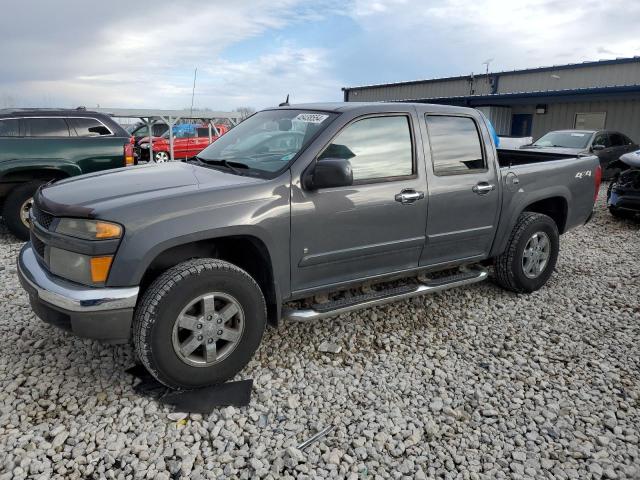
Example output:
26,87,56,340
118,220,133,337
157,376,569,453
0,109,134,239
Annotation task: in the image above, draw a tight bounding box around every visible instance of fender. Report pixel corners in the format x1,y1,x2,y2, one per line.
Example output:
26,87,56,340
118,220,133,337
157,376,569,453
490,184,571,258
0,159,82,182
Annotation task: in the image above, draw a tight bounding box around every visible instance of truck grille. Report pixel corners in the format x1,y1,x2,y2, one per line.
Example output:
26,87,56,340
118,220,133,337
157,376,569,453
31,204,54,230
31,233,46,259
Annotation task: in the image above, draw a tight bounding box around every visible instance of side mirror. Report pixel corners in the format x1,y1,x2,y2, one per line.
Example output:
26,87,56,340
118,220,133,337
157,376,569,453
592,144,606,152
304,157,353,190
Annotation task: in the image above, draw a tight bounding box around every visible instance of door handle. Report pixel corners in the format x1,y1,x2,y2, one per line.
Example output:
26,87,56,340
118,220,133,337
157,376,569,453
472,182,495,195
395,189,424,204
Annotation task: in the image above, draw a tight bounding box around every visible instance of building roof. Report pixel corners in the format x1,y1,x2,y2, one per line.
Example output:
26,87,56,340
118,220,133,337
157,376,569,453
343,56,640,92
405,84,640,105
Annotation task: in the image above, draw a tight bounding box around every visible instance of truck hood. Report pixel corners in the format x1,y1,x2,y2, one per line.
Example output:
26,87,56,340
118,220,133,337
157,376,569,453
520,145,588,156
36,162,263,217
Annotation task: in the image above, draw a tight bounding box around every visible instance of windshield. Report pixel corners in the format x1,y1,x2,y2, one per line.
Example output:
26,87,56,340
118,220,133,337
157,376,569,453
533,131,592,149
197,109,337,177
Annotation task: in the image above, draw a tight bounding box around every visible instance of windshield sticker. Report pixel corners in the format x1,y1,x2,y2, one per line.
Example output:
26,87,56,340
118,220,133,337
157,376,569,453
295,113,329,124
570,133,586,137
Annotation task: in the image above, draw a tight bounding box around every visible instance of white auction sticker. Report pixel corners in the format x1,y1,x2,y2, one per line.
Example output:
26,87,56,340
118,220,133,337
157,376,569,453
295,113,329,123
570,133,586,137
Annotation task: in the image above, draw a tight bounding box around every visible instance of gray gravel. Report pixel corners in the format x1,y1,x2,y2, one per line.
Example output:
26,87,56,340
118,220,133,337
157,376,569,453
1,185,639,479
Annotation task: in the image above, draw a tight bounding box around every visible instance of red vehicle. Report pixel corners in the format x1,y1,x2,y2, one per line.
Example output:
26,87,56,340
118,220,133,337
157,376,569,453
137,124,229,162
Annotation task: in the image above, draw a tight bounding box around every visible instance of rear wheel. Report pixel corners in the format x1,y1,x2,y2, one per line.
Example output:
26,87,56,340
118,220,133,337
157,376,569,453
132,258,266,390
494,212,559,293
3,181,47,240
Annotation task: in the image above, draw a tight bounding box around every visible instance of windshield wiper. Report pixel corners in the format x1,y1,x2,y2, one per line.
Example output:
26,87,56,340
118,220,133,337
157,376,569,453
194,157,250,175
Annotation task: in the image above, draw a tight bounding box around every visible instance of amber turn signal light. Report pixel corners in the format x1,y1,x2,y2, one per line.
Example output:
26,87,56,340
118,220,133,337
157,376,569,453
96,222,122,239
90,256,113,283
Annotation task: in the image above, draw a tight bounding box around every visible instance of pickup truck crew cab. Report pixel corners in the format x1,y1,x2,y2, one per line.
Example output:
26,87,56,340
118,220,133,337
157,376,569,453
18,103,601,389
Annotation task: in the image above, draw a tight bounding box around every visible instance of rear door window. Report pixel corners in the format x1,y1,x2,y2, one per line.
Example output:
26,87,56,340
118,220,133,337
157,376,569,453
609,133,625,147
69,117,112,137
0,119,20,137
26,118,70,137
426,115,486,175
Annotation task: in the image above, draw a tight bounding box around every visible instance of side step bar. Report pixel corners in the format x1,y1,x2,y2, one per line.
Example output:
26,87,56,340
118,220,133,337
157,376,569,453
283,266,488,322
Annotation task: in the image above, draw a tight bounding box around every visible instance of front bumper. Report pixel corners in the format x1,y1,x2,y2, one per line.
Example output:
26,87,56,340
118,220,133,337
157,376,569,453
17,244,139,344
608,190,640,212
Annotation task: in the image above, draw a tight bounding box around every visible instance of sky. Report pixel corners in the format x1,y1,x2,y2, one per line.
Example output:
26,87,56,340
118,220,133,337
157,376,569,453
1,0,639,112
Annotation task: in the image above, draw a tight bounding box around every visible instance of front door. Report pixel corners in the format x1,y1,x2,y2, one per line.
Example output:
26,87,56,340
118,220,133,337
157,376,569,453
511,114,533,137
420,114,501,266
290,113,428,295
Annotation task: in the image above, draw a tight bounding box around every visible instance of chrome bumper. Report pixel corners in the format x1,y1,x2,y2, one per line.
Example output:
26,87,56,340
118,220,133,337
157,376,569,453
18,244,139,312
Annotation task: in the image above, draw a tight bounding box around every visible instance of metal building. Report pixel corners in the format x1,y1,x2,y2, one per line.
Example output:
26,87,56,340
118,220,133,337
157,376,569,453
342,57,640,142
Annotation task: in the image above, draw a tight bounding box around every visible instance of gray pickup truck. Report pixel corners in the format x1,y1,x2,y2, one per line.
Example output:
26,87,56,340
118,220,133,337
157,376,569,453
18,102,601,389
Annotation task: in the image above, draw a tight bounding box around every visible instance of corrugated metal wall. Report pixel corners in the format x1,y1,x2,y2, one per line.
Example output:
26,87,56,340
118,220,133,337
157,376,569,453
498,62,640,93
476,106,512,135
345,59,640,100
523,99,640,141
347,77,492,102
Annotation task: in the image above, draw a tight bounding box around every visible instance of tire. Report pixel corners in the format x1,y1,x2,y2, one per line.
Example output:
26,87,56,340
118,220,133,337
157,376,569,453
493,212,559,294
2,180,46,240
154,151,169,163
133,258,266,390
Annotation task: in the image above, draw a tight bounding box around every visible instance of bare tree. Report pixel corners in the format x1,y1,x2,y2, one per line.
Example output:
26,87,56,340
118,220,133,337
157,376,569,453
234,107,256,120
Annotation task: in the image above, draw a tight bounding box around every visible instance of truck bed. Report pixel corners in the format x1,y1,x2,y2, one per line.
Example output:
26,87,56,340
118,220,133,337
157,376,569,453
497,148,577,168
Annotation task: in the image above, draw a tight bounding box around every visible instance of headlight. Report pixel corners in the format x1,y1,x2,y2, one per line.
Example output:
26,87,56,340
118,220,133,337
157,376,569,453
49,247,113,285
56,218,122,240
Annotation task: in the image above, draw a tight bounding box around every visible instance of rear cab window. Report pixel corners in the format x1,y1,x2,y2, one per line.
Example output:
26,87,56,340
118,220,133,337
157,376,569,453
318,115,414,183
426,115,486,175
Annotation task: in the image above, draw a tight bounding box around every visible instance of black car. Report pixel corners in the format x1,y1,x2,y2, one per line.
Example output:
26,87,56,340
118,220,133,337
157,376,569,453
607,150,640,219
521,129,638,179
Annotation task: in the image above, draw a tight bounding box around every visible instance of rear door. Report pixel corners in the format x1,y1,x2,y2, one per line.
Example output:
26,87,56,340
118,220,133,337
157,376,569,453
174,130,196,160
290,111,428,294
610,132,636,156
419,113,501,266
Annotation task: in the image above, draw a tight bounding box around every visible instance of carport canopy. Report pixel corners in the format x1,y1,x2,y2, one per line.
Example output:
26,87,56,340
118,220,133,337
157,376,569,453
93,108,244,162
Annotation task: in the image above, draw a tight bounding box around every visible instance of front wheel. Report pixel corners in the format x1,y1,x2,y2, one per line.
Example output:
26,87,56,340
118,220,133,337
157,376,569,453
493,212,559,293
154,151,170,163
132,258,266,390
3,181,47,240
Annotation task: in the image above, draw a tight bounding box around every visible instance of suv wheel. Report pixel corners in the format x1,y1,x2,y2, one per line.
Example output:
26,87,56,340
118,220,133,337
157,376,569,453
154,151,169,163
3,181,46,240
133,258,266,390
493,212,559,293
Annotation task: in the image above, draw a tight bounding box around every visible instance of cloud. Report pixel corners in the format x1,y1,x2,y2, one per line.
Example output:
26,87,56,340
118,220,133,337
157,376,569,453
0,0,338,109
1,0,639,110
341,0,640,85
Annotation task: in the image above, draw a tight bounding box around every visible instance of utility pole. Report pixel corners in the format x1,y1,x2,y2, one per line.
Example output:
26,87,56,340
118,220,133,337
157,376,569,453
190,68,197,116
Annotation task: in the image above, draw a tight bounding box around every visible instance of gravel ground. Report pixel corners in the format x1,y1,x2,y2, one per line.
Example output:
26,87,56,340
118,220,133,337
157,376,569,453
0,185,639,480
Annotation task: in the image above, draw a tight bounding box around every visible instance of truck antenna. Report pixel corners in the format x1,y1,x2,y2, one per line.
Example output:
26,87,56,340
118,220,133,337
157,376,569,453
279,94,290,107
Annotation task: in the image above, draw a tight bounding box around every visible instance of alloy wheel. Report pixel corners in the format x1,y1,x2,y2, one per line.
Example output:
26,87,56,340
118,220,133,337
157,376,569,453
171,292,245,367
522,231,551,279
